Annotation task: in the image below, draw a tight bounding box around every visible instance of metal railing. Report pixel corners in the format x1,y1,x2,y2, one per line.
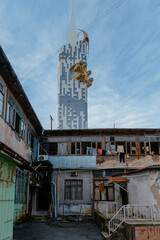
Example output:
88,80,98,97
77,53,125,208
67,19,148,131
94,201,118,219
109,205,154,236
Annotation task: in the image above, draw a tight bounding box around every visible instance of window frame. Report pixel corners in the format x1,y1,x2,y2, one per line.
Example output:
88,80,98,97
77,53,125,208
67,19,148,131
64,179,83,201
15,112,21,134
15,168,28,203
94,180,115,201
0,90,4,116
7,102,16,128
20,120,26,140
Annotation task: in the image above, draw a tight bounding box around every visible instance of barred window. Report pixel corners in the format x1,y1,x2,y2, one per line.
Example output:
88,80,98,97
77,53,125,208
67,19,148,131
65,180,83,200
15,168,28,203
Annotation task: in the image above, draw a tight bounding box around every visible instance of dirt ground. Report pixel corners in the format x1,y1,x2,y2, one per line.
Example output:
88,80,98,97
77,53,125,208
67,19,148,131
13,221,103,240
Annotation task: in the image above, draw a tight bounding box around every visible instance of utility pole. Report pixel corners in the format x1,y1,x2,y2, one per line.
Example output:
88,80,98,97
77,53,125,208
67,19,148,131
50,115,53,130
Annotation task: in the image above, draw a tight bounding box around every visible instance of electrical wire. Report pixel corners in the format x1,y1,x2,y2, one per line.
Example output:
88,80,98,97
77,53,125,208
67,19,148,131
21,0,126,80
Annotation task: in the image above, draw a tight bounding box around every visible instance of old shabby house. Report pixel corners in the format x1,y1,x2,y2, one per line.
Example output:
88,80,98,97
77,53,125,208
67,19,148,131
0,46,42,240
38,128,160,227
1,43,160,240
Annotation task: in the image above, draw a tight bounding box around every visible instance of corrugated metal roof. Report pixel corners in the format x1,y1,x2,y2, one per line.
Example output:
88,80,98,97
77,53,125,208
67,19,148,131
48,156,96,169
0,156,16,240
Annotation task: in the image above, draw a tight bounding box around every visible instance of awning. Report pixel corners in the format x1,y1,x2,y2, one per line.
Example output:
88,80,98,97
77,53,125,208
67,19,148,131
32,160,53,171
109,177,128,192
109,177,128,183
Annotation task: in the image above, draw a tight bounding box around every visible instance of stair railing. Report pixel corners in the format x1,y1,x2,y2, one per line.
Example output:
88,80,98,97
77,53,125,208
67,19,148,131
109,205,154,236
109,205,125,236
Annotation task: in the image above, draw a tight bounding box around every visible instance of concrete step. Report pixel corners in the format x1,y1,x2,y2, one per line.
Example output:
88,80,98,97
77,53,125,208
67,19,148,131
113,222,123,228
32,215,49,222
109,227,115,233
101,231,109,239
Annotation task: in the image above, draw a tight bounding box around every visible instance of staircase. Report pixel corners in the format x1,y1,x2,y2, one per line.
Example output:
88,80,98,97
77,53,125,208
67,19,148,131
99,205,154,239
32,211,49,222
108,205,154,237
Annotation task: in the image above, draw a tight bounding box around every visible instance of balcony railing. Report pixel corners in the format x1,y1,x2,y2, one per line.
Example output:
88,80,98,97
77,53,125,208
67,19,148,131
94,201,118,219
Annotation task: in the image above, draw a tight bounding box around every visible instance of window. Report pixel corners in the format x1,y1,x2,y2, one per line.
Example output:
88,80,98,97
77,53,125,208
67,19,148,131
0,82,4,116
97,142,101,149
140,142,145,154
20,121,26,140
27,130,31,146
71,142,76,154
15,168,28,203
127,142,131,154
76,142,80,154
111,142,115,154
31,134,34,150
65,180,83,200
146,142,150,154
131,142,136,154
39,142,57,155
106,142,110,151
82,142,91,154
71,142,81,155
49,143,58,155
15,112,21,134
151,142,160,155
92,142,96,148
93,170,103,177
7,102,15,127
94,180,115,201
0,91,4,116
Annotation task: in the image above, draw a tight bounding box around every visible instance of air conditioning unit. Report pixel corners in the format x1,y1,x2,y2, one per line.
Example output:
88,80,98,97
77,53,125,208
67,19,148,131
70,171,78,177
38,155,48,161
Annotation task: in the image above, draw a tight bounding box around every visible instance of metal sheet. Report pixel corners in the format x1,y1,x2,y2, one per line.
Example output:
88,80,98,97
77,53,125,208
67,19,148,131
0,155,16,240
49,156,96,169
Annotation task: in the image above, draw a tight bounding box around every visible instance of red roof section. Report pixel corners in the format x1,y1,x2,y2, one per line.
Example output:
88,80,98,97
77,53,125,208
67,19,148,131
109,177,127,182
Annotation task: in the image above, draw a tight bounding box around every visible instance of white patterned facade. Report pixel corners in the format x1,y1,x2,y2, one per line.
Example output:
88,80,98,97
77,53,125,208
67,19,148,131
57,0,88,129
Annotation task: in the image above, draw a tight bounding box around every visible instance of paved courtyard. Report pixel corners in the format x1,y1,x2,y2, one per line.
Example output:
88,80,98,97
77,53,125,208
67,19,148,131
13,221,103,240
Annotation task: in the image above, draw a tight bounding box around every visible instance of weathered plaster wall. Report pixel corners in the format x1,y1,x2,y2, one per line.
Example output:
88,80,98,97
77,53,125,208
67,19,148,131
127,171,153,205
97,155,160,169
53,170,92,216
0,117,31,162
125,170,160,218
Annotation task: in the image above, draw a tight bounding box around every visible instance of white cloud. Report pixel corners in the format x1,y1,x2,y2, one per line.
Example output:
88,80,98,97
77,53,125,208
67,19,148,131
1,0,160,130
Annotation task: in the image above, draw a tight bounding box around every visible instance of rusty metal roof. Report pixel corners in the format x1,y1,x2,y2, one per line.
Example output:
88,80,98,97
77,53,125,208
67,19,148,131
109,177,128,182
0,46,42,134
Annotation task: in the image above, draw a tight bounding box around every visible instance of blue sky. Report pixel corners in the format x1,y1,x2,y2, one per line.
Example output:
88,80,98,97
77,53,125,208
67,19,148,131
0,0,160,129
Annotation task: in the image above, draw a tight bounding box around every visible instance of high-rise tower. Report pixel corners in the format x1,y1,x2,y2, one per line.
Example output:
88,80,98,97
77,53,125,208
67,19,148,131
57,0,89,129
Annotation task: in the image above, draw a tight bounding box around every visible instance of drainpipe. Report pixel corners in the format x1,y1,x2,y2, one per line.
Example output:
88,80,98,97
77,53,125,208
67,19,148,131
51,181,57,219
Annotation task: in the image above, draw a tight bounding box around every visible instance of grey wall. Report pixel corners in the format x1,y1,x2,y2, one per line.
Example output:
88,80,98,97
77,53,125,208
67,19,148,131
52,170,92,216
